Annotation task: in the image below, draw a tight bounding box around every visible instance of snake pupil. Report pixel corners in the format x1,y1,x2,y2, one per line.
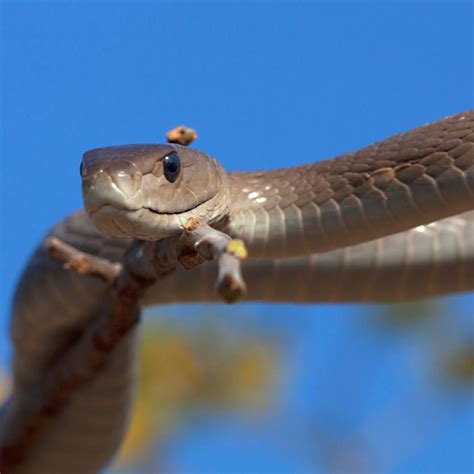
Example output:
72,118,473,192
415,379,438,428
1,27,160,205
163,152,181,182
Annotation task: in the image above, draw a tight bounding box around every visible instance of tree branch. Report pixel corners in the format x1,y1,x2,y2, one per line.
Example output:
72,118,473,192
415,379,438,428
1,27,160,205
0,239,154,470
0,124,248,470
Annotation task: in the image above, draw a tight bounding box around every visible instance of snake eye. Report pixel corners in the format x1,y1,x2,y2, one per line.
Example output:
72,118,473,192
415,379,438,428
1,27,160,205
163,151,181,183
79,161,84,177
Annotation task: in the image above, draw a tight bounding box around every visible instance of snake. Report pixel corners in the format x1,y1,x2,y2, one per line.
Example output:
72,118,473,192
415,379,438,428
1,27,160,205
1,110,473,473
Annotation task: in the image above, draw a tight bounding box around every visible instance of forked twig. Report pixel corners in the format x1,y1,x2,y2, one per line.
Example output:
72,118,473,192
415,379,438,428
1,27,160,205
182,218,248,303
150,217,248,303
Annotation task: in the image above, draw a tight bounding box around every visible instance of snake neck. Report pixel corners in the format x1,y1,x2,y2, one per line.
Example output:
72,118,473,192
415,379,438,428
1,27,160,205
222,111,474,258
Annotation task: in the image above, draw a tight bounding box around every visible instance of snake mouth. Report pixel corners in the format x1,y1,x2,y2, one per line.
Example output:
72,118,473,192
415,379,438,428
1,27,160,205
142,204,200,216
89,202,200,218
88,202,209,240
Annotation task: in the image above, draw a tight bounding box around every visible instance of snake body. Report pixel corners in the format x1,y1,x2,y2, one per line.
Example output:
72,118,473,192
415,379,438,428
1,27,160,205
2,111,473,473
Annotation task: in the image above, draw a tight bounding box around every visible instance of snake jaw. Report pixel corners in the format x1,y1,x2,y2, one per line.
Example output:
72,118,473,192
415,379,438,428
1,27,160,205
89,195,229,241
84,174,227,240
88,205,179,240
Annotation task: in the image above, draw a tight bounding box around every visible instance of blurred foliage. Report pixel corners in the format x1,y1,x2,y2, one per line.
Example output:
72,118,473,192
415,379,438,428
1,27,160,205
116,315,280,467
374,300,474,386
1,300,471,472
374,301,439,327
114,301,473,471
441,346,474,385
0,368,10,405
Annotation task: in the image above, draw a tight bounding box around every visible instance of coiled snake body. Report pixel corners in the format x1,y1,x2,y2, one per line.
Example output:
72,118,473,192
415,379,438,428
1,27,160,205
2,111,474,473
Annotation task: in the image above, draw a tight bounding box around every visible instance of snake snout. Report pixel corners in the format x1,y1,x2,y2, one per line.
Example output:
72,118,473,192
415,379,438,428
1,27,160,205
82,163,142,215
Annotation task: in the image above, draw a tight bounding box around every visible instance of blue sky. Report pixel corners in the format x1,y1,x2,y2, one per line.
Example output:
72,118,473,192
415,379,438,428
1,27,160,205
1,2,473,473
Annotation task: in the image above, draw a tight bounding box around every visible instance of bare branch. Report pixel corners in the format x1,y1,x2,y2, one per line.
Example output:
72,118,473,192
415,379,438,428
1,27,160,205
181,218,248,303
46,236,122,284
147,218,248,303
0,240,155,471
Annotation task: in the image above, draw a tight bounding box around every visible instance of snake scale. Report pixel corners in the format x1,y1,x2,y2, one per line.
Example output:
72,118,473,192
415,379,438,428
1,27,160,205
1,111,473,473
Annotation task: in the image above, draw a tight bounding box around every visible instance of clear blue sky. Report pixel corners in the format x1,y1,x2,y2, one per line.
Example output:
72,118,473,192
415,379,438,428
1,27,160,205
1,2,473,473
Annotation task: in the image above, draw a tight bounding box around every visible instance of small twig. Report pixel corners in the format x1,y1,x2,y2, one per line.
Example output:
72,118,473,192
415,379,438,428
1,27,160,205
46,236,122,284
150,218,248,303
216,242,248,303
166,125,198,146
182,218,248,303
149,219,248,303
182,219,247,303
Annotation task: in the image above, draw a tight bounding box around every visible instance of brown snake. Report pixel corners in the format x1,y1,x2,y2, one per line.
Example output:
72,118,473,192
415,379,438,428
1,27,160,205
1,111,473,473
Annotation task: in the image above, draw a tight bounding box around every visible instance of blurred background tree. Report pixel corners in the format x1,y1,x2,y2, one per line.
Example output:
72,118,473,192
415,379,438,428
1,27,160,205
101,299,473,474
116,312,280,471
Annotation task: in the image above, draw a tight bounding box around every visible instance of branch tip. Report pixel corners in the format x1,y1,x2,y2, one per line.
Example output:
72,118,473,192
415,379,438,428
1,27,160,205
166,125,198,146
46,237,121,284
226,239,248,260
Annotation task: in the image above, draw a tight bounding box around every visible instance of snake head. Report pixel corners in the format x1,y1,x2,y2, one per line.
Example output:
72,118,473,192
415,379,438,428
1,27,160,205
81,144,229,240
